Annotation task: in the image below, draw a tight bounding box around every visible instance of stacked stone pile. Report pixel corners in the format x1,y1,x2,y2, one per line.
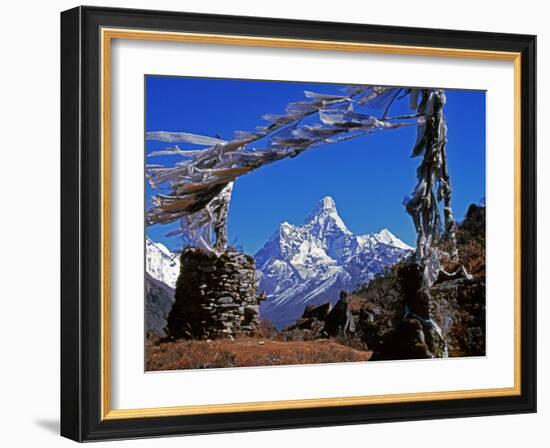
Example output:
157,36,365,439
167,248,263,340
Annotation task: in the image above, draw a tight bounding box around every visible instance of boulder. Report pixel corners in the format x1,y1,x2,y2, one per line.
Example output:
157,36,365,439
302,302,332,320
372,319,432,360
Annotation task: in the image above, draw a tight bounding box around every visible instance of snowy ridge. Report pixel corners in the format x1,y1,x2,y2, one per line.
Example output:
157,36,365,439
256,196,412,328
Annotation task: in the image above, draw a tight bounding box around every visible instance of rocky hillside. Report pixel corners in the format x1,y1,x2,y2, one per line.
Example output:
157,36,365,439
352,203,486,359
277,202,486,359
145,273,175,337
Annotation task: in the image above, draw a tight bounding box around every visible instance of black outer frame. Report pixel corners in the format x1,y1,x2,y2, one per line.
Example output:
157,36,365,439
60,5,537,442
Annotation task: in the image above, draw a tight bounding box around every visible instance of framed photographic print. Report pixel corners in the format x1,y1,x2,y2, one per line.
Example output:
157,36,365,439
60,6,537,442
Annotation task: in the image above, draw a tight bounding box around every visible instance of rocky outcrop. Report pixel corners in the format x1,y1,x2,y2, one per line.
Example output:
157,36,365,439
282,317,326,340
353,273,404,354
323,291,356,337
373,319,432,359
458,203,485,245
430,277,485,357
359,204,486,360
355,265,485,360
166,248,264,340
302,302,332,320
281,290,357,341
278,260,485,360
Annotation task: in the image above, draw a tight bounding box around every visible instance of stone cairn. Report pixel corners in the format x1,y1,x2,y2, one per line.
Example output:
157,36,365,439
166,247,264,340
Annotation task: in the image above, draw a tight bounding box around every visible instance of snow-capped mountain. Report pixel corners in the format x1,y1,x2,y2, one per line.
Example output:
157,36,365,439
146,236,180,289
256,196,412,328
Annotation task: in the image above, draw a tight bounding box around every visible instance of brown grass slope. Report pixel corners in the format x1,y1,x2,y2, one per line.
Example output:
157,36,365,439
146,337,371,370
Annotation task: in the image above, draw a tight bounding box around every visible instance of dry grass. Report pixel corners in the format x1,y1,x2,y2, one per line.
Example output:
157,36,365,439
146,337,372,371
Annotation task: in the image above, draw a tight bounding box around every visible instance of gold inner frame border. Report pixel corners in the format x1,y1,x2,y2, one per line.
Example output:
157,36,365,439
99,27,522,420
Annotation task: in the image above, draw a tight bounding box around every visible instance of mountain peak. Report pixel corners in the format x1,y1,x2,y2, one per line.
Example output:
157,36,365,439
375,228,395,241
309,196,337,215
320,196,336,210
305,196,351,236
373,228,412,250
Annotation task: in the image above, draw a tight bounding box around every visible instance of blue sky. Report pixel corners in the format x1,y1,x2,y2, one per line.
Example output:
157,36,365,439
145,76,486,254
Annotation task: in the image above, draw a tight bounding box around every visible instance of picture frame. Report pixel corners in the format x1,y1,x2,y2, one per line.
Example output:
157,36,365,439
60,5,537,442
